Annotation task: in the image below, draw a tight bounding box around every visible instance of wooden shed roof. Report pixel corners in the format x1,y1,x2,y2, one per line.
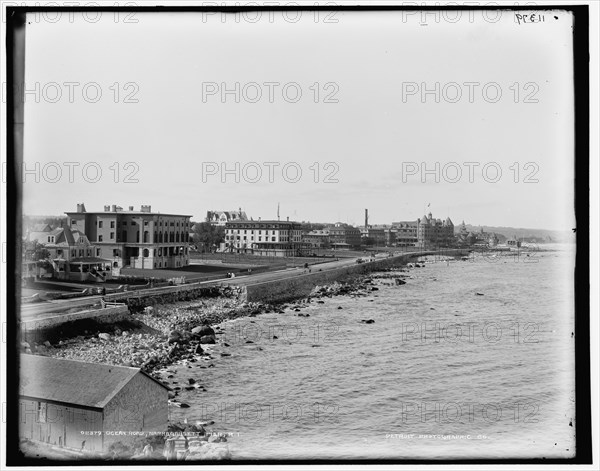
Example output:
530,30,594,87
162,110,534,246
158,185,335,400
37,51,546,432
19,355,169,410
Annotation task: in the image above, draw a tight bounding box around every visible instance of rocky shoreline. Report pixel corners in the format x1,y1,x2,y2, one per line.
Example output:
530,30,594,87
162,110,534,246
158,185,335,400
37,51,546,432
25,268,414,373
21,267,413,460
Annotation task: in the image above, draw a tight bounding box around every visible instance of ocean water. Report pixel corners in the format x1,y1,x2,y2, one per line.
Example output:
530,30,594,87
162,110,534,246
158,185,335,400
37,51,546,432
168,245,576,460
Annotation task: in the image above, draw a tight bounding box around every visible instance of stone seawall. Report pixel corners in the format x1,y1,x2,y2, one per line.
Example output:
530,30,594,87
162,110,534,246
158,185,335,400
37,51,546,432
242,252,453,304
110,285,243,312
21,305,131,344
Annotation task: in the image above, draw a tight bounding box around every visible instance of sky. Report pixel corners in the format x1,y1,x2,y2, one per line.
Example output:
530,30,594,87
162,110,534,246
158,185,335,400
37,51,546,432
20,9,575,230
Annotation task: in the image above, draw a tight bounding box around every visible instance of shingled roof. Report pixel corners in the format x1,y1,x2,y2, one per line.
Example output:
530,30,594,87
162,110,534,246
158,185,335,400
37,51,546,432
19,355,169,410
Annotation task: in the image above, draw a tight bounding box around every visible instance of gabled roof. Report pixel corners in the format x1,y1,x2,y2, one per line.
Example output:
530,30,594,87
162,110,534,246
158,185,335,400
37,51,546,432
45,226,91,247
19,354,169,410
31,223,52,232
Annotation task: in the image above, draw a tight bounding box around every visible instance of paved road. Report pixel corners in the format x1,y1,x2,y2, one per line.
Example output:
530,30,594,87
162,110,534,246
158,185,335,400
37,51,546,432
19,251,429,321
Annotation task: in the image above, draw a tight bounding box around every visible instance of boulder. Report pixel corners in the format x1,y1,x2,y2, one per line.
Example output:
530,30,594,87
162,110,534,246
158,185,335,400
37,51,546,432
360,319,375,324
144,306,155,314
43,341,52,347
98,333,111,341
195,344,204,354
199,335,216,344
192,325,216,337
168,330,183,344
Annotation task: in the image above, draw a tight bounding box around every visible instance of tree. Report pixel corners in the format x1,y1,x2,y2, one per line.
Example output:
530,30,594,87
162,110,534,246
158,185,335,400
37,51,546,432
192,222,225,252
362,237,376,247
23,240,50,261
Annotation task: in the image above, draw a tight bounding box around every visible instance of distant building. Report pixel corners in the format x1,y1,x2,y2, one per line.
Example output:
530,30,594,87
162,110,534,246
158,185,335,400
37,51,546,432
506,237,522,248
206,209,248,226
382,227,397,247
302,229,331,249
391,221,419,247
26,223,53,243
223,219,304,256
65,203,192,270
360,226,386,246
327,223,362,249
416,213,454,248
19,355,169,454
456,220,470,246
456,223,500,247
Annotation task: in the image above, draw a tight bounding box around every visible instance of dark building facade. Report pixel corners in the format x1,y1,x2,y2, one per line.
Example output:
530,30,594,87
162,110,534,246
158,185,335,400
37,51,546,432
19,355,169,455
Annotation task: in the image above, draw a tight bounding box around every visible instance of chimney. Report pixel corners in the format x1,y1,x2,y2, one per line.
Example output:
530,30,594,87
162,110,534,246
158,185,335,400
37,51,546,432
141,205,151,213
129,206,134,211
365,209,369,228
103,205,110,212
111,205,117,212
76,203,86,213
287,216,289,222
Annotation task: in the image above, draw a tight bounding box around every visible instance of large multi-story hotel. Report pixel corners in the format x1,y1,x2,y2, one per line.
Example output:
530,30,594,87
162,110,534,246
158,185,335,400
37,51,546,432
392,213,455,247
222,219,304,256
417,212,455,247
65,204,192,270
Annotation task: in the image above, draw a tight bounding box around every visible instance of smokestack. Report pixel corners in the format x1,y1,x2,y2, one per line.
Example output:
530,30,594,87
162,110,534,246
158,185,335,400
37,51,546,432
111,205,117,212
365,209,369,229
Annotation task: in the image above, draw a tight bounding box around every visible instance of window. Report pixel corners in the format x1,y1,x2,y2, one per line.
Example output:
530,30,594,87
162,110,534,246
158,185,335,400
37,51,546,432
110,232,114,239
144,221,148,226
98,221,103,228
110,221,115,228
96,248,101,256
98,235,103,242
123,221,127,225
